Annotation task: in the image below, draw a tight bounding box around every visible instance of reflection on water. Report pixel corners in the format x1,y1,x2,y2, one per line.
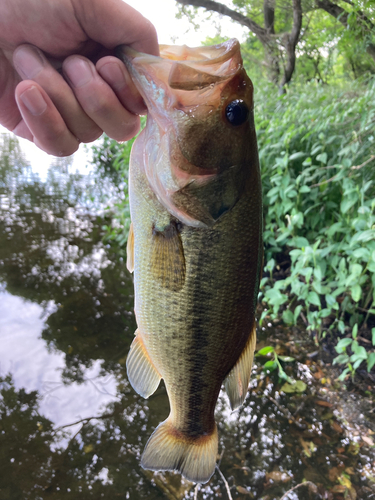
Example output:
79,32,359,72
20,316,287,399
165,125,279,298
0,133,374,500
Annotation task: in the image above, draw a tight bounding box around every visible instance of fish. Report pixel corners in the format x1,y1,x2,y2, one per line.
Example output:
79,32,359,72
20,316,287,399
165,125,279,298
116,39,263,484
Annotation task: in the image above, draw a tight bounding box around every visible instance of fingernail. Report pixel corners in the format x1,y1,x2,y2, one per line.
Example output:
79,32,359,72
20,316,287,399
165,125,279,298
64,58,93,88
14,46,44,79
99,62,126,91
19,86,47,116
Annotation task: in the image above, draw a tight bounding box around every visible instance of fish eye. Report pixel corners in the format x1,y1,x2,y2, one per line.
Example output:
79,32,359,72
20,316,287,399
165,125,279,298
225,99,249,126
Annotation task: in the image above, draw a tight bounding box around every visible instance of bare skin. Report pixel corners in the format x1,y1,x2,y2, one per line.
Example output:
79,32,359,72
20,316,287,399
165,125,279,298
0,0,159,156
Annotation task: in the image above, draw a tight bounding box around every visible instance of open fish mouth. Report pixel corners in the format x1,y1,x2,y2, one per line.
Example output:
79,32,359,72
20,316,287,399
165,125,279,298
116,39,244,104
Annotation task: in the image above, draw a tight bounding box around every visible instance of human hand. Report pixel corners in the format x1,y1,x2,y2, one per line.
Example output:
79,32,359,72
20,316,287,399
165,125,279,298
0,0,158,156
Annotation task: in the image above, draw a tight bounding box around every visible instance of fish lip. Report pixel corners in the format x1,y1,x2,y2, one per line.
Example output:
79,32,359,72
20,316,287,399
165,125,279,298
115,45,156,66
116,38,240,67
115,39,243,101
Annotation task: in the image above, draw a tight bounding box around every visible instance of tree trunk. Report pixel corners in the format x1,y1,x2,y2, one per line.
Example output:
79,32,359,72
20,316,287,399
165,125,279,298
264,0,275,33
279,0,303,92
263,0,280,84
176,0,303,90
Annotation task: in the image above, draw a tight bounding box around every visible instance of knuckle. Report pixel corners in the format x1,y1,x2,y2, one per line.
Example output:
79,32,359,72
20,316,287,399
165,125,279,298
107,117,140,142
36,125,79,157
76,127,102,144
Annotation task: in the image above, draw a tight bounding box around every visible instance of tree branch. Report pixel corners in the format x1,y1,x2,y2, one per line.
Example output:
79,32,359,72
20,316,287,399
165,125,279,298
216,465,234,500
316,0,375,62
316,0,348,25
176,0,269,43
279,481,317,500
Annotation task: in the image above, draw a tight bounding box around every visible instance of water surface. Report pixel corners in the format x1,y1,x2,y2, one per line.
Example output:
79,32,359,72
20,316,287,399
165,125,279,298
0,134,374,500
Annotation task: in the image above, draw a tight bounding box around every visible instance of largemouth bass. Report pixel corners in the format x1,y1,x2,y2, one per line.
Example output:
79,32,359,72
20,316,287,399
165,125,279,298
117,39,262,484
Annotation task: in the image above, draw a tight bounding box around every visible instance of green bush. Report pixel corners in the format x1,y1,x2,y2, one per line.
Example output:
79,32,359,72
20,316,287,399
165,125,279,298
256,77,375,376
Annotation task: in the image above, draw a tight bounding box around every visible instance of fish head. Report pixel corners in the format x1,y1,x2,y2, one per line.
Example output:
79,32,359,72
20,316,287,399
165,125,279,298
117,39,257,226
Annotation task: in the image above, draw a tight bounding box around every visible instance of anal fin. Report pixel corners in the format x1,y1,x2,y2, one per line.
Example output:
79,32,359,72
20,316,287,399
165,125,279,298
126,222,134,273
126,331,161,398
224,323,256,410
141,418,218,484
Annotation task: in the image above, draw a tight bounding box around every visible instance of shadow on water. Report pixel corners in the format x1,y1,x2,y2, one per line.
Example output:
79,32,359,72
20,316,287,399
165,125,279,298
0,133,374,500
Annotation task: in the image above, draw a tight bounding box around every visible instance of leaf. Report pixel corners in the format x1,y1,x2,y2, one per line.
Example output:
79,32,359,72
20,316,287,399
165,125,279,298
331,421,343,434
341,197,357,214
236,486,251,495
362,435,374,446
352,323,358,340
338,367,351,381
265,288,288,307
367,353,375,372
266,471,291,482
316,400,333,407
320,308,331,318
256,346,274,356
352,247,370,260
264,360,278,371
294,305,302,322
335,338,352,352
294,380,307,392
289,152,306,161
299,437,316,457
278,356,295,362
351,229,375,244
329,467,340,482
332,485,347,493
282,309,294,325
281,380,306,393
350,345,366,361
372,328,375,347
316,152,327,164
325,294,336,307
307,291,321,307
350,263,363,277
293,236,309,248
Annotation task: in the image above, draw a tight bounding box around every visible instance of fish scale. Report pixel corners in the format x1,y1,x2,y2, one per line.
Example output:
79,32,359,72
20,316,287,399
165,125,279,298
117,39,262,483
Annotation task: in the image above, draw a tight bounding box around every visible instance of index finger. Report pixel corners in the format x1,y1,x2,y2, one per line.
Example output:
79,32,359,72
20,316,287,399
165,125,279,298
74,0,159,56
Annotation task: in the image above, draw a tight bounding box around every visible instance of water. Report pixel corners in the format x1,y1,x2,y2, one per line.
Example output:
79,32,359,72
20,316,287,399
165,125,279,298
0,133,374,500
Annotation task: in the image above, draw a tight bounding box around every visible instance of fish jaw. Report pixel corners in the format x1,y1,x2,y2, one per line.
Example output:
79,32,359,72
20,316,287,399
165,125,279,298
116,40,255,228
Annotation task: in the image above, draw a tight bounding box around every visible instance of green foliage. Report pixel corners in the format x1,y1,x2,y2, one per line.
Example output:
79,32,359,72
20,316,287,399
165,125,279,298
333,326,375,380
255,345,296,383
180,0,375,87
91,133,136,250
257,76,375,377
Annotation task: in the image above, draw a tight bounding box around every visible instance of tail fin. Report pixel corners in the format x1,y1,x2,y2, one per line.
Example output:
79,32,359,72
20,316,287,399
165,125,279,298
141,418,218,484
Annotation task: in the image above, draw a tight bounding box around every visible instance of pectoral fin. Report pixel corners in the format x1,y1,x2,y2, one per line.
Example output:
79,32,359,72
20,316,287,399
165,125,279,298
126,331,161,398
151,221,185,292
224,323,256,410
126,222,134,273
